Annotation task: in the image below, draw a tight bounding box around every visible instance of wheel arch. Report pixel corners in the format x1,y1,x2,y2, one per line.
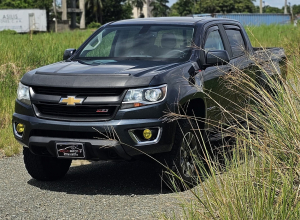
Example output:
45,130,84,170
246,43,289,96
179,95,206,130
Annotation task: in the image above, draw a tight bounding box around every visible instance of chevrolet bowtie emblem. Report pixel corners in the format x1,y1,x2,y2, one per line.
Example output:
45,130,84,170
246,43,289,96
59,96,84,106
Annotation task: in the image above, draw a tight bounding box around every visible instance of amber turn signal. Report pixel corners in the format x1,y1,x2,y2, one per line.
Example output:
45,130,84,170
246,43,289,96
133,103,143,107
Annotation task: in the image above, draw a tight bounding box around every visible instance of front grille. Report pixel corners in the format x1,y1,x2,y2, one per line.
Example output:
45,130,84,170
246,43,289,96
34,104,117,120
31,86,125,121
32,86,124,97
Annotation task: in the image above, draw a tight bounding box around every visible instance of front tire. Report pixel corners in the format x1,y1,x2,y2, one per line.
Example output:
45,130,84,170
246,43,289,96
159,120,204,189
23,147,72,181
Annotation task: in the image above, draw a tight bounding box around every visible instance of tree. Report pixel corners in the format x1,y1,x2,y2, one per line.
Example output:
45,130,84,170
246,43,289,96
101,0,132,23
129,0,146,17
264,6,283,13
195,0,234,13
0,0,53,26
293,5,300,15
169,0,193,16
150,0,169,17
170,0,256,15
233,0,255,13
195,0,255,14
85,0,132,25
0,0,33,8
0,0,53,11
86,0,103,24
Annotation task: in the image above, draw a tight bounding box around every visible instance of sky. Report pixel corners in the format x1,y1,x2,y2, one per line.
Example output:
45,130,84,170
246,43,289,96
167,0,300,8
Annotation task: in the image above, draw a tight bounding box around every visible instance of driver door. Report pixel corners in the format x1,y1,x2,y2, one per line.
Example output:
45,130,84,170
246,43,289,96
201,26,235,130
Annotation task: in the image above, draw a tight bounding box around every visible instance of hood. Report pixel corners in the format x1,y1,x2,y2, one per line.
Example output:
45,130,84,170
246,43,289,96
21,60,180,88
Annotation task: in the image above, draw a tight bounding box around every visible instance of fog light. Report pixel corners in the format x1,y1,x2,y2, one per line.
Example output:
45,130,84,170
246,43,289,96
143,129,152,140
16,123,25,133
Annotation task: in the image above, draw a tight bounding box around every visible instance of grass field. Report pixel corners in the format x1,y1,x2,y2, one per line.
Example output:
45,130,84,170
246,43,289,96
0,30,93,156
0,24,299,157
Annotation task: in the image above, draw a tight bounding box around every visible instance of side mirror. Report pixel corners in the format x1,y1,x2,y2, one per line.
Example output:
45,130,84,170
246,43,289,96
63,48,76,60
206,50,230,66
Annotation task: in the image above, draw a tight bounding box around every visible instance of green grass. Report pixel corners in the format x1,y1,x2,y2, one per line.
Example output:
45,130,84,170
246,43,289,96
246,24,300,49
0,30,92,156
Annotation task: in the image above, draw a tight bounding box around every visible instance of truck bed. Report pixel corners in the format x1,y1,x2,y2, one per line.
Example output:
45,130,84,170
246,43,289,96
253,47,285,63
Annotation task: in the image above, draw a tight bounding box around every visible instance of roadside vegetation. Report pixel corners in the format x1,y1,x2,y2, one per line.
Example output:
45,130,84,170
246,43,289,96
163,25,300,219
0,30,92,156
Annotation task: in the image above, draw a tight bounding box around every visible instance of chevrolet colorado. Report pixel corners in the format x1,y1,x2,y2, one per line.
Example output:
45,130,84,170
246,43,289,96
12,17,286,184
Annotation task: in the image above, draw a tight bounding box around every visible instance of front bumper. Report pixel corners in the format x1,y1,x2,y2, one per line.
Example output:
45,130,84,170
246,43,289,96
12,112,175,160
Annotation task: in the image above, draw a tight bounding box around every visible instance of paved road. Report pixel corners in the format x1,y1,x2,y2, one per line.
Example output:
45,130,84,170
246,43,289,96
0,155,194,219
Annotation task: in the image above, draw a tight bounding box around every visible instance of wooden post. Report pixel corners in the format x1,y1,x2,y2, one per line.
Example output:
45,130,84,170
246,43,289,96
79,0,85,29
62,0,67,20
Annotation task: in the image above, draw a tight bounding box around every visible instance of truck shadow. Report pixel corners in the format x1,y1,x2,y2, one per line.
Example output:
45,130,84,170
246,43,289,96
27,160,173,196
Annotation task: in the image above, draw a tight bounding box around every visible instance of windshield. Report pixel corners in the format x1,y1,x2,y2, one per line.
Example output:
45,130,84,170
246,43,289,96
77,25,194,62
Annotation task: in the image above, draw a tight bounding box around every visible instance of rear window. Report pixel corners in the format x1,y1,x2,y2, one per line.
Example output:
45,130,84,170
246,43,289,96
226,30,245,57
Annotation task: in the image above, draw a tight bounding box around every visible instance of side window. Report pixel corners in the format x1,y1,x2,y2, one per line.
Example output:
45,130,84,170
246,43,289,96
225,30,245,58
204,30,224,52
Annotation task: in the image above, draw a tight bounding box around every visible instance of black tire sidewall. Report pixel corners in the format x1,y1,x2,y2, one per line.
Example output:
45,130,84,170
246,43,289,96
23,147,72,181
159,119,203,188
173,120,201,184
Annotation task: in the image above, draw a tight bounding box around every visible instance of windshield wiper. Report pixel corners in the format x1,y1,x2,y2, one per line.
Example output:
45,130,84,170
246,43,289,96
72,57,99,61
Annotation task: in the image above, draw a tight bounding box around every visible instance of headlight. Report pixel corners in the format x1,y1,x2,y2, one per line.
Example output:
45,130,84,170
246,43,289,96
121,84,167,109
17,82,31,105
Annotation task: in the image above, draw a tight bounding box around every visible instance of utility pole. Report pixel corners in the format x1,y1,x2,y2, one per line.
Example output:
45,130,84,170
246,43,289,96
284,0,288,14
289,2,293,21
70,0,76,29
260,0,262,14
53,0,57,32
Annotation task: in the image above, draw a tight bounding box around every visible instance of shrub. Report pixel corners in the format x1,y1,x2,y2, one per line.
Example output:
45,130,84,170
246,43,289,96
87,22,101,29
0,29,17,35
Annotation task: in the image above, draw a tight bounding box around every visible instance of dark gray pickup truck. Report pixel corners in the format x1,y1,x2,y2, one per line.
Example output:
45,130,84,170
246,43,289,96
13,17,285,184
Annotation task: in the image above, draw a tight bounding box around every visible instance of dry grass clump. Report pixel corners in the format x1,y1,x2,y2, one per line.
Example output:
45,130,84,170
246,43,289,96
164,29,300,219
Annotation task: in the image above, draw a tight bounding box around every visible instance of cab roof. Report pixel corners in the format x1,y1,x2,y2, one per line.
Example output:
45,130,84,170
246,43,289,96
110,17,232,26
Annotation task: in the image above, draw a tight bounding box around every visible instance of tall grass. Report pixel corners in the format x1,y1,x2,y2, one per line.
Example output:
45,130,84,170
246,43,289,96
0,30,92,156
163,25,300,219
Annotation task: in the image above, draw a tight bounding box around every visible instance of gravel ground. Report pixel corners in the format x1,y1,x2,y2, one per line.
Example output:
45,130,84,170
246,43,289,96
0,155,196,219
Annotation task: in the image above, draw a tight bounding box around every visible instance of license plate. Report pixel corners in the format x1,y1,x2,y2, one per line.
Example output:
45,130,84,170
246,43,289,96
56,143,85,158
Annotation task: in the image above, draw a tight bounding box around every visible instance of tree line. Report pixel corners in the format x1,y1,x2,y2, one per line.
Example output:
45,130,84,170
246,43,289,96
170,0,300,16
0,0,299,27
